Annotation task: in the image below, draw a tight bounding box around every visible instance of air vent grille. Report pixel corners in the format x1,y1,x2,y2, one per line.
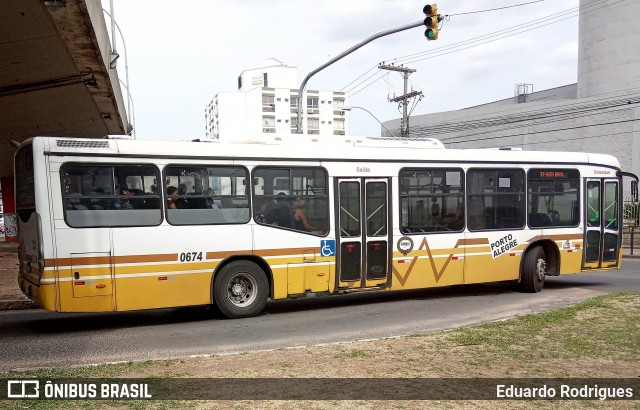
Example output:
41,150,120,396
56,140,110,148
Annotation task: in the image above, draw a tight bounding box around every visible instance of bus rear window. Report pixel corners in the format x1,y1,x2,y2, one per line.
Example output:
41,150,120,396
15,145,35,210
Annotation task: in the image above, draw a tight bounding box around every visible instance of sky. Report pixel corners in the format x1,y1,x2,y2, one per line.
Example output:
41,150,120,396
103,0,580,141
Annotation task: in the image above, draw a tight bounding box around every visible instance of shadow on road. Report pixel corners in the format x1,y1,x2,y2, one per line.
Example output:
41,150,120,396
263,277,604,315
2,276,607,336
4,306,217,335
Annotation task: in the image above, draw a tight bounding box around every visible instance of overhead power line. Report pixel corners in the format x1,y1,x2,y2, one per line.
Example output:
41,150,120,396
398,0,626,67
393,0,618,65
340,65,378,92
447,0,545,17
341,0,619,98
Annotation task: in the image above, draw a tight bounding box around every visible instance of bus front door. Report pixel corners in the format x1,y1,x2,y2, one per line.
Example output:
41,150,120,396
335,178,391,289
584,178,620,269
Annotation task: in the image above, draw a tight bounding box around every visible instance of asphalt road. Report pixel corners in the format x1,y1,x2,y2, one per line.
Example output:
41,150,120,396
1,261,639,372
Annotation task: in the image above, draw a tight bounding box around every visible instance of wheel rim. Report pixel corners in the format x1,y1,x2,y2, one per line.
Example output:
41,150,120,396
226,272,258,308
536,257,547,281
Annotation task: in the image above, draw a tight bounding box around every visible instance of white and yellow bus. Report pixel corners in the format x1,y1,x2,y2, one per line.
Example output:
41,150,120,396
15,136,638,318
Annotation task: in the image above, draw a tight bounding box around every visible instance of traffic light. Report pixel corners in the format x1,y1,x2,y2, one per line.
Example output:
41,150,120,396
423,4,440,40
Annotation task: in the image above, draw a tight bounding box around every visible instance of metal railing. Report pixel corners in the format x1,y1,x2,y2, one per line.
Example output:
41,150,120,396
623,194,640,255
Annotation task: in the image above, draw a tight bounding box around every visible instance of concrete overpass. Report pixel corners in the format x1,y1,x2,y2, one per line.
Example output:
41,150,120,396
0,0,128,184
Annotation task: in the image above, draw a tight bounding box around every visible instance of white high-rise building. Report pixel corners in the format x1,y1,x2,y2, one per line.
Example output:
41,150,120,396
205,65,348,141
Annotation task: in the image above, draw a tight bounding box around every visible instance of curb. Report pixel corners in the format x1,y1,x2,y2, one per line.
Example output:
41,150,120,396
0,299,37,310
0,244,17,253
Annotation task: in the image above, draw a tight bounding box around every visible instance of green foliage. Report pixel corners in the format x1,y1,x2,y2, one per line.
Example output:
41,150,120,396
343,349,367,358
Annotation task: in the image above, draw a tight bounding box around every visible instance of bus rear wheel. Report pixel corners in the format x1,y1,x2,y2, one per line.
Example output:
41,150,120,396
213,261,268,318
520,246,546,293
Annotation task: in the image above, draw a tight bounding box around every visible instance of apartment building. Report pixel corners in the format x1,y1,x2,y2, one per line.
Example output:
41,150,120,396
205,65,348,141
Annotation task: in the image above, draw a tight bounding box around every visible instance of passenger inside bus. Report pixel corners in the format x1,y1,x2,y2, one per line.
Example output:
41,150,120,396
119,186,134,209
167,186,178,209
205,188,220,209
175,185,189,209
293,196,315,232
255,198,271,224
430,197,440,225
267,193,295,228
414,200,426,224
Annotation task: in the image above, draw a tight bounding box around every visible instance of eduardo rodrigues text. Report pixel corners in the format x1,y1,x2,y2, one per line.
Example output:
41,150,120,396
497,384,634,400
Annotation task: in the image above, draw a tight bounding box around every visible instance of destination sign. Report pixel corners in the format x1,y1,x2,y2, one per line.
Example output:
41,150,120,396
529,169,579,180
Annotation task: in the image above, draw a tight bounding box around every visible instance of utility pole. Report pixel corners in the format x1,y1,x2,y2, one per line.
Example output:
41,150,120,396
379,64,422,137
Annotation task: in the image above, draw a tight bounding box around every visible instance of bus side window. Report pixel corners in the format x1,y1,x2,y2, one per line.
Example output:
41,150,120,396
252,166,329,235
62,164,162,227
399,168,464,234
164,165,250,225
527,169,580,228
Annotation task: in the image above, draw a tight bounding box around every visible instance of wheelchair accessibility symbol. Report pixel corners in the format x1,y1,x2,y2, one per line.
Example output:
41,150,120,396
321,240,336,257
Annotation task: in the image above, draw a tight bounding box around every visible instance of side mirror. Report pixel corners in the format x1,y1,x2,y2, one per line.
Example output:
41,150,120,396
621,172,639,202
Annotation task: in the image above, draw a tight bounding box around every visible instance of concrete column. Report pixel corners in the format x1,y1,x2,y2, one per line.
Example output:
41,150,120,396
577,0,640,98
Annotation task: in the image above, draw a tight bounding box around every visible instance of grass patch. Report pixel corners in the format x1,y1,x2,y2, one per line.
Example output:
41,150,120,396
2,360,158,379
343,349,367,358
448,292,640,361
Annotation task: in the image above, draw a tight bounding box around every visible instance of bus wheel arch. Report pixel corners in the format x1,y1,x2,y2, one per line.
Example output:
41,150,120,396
518,240,559,293
210,256,272,318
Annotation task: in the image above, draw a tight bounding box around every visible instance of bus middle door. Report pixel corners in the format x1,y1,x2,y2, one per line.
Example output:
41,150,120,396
335,178,391,290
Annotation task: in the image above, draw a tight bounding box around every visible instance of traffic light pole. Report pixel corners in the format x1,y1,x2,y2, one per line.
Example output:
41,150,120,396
295,20,423,134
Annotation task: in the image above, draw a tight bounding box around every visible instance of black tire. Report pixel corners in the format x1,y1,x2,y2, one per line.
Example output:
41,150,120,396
213,260,268,318
520,246,546,293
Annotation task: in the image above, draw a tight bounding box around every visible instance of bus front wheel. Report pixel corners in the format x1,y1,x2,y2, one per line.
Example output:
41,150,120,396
520,246,546,293
213,260,268,318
